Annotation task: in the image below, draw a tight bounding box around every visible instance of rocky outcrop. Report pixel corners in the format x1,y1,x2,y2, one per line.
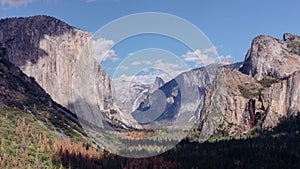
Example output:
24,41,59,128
240,34,300,80
200,33,300,139
201,68,300,138
200,68,267,138
0,16,136,128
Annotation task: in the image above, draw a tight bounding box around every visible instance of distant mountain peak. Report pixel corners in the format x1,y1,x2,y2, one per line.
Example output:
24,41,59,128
149,76,165,94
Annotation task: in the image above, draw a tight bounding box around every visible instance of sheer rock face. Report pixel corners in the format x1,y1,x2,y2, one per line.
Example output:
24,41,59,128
263,71,300,127
240,34,300,80
0,16,120,127
0,45,85,139
200,68,259,138
200,68,300,139
200,34,300,138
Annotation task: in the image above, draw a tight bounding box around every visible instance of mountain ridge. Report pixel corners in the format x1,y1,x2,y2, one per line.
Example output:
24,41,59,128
131,32,300,140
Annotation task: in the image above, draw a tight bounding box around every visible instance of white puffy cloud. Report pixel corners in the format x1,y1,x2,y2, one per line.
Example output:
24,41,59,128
1,0,33,7
181,46,232,66
154,59,182,69
130,60,152,66
117,60,185,78
203,46,218,55
153,59,185,77
217,54,232,61
93,38,119,62
182,49,215,65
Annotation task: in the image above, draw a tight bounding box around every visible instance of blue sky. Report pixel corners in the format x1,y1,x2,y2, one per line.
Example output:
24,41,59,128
1,0,300,77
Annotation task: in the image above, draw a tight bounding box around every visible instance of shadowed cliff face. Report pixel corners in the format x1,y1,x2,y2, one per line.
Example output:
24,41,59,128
0,44,86,139
132,66,212,127
0,16,74,66
0,16,138,128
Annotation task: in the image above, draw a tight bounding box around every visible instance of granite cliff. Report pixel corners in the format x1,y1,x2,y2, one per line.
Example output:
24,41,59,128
240,33,300,80
199,33,300,139
0,43,86,139
0,16,137,128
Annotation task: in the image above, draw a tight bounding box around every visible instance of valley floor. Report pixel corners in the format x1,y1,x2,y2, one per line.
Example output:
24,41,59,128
1,108,300,169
